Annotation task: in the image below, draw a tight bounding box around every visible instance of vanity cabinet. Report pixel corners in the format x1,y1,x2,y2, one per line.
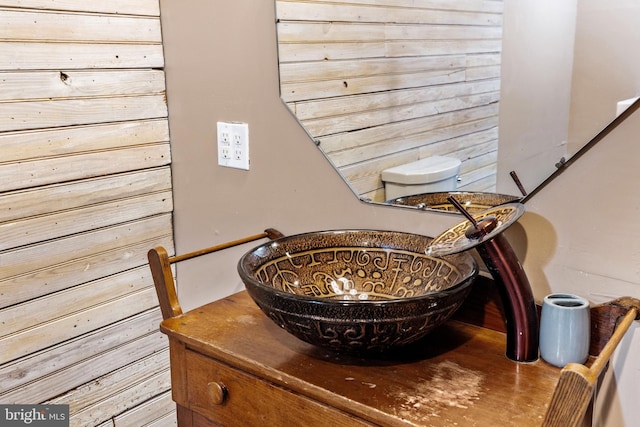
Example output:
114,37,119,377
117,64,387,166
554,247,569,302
160,291,563,427
180,348,371,426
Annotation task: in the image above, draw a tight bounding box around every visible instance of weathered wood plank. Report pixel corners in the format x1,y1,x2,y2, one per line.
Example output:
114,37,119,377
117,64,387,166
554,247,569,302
342,127,498,185
277,0,503,14
434,131,498,162
46,350,171,424
349,173,386,197
278,40,386,63
0,1,160,16
0,42,164,70
1,328,167,404
281,68,466,103
277,22,501,44
383,22,502,40
458,171,496,192
277,21,384,43
0,308,162,395
112,390,176,427
289,80,499,120
0,143,171,192
327,114,498,168
0,213,172,282
466,65,501,81
389,39,501,57
1,231,173,307
0,272,159,363
319,104,498,154
301,91,500,136
458,159,497,190
276,2,502,26
459,149,497,175
144,412,178,427
0,189,172,251
1,168,170,223
279,55,466,84
0,10,161,42
1,266,154,337
0,119,169,163
280,39,501,63
68,368,171,426
466,52,502,68
0,94,167,132
332,124,498,167
0,70,166,102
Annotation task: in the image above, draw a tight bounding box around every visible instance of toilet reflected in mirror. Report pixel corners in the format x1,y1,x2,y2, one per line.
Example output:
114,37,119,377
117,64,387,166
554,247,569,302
381,156,461,201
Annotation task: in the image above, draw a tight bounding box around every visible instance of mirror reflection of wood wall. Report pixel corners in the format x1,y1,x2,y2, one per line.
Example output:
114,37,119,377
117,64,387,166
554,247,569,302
276,0,503,202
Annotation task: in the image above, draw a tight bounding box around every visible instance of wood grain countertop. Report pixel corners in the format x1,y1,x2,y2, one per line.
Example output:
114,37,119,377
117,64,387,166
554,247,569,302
160,290,561,426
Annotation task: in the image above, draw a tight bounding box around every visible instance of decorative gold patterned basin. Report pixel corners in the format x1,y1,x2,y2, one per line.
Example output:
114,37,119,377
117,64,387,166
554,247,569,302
238,230,477,354
387,191,520,214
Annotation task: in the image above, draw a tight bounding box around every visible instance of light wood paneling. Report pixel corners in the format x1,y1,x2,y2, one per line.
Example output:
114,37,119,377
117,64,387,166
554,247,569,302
1,215,173,304
0,119,169,163
0,1,160,15
0,10,161,41
0,188,172,251
0,71,167,102
0,94,167,131
0,1,174,425
111,391,176,427
0,43,164,70
276,0,503,201
47,350,172,426
1,311,166,402
0,168,171,224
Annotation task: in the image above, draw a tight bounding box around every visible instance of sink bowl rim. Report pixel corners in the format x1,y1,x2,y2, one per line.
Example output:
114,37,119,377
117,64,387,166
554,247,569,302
237,228,478,306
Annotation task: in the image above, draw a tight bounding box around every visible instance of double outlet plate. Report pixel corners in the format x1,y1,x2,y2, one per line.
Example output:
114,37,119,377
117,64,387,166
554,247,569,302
217,121,249,170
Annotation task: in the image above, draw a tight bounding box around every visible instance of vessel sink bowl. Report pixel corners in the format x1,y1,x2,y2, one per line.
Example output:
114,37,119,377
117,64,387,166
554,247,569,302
238,230,478,354
387,191,520,214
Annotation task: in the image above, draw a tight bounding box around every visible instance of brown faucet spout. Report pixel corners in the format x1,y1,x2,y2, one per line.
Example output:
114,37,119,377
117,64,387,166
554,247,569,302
475,233,539,362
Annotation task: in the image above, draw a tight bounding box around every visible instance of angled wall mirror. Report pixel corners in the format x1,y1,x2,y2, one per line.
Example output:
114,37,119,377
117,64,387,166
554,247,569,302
275,0,640,210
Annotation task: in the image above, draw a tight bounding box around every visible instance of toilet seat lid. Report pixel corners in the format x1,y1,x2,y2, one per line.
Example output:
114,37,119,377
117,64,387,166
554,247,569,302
381,156,461,185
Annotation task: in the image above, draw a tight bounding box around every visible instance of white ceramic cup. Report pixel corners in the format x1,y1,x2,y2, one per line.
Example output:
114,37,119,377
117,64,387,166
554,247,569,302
539,293,590,367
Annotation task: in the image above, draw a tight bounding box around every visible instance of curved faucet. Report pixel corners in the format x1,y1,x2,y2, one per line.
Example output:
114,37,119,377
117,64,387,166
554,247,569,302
429,197,539,362
474,231,539,362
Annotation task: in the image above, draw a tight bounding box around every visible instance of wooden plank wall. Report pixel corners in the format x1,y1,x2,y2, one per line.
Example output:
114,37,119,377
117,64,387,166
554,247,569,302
0,1,176,425
276,0,503,202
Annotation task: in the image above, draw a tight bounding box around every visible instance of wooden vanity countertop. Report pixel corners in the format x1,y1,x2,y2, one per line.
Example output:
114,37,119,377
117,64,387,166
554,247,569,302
160,290,561,426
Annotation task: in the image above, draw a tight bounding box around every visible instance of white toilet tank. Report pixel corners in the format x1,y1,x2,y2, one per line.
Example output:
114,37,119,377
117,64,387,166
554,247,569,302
381,156,461,200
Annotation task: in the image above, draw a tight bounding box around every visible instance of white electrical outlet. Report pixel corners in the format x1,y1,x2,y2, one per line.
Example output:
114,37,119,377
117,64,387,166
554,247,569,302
217,121,249,170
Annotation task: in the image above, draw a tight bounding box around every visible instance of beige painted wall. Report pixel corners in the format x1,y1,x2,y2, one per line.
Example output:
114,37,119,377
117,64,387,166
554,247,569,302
160,1,639,425
497,0,577,195
519,115,640,426
498,0,640,197
569,0,640,154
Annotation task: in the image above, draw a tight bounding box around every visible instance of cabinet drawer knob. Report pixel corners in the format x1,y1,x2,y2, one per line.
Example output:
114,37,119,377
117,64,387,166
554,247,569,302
208,381,228,405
